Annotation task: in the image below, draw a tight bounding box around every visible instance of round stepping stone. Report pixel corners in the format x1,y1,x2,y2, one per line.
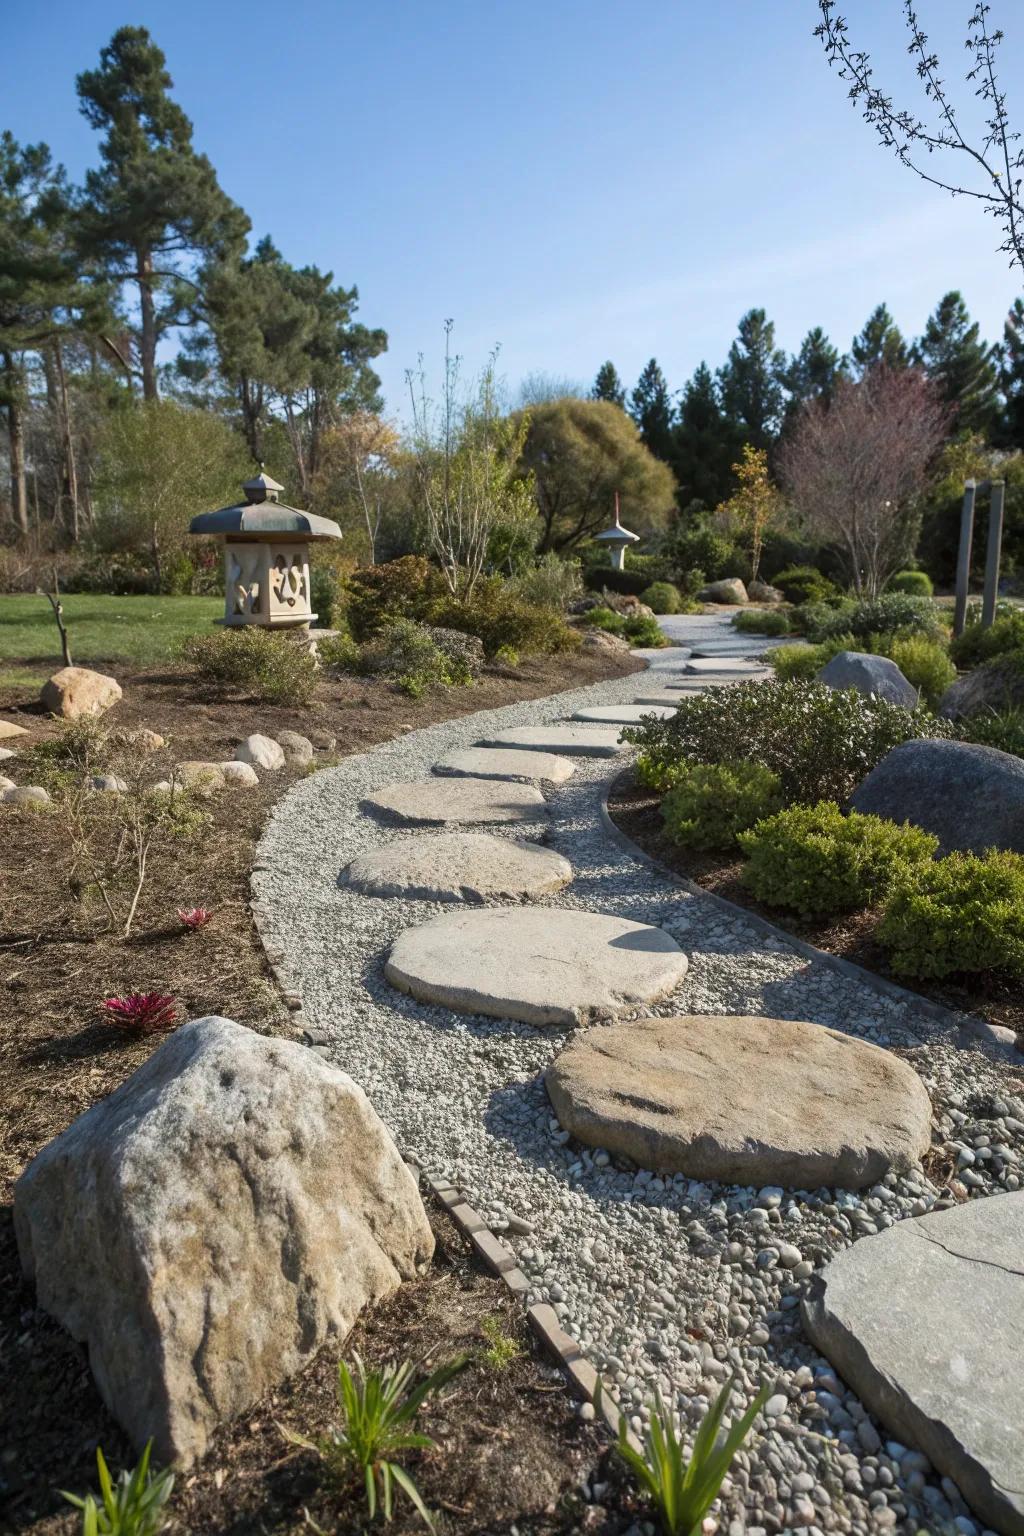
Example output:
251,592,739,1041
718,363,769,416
572,704,676,725
545,1014,932,1189
684,658,767,675
433,747,575,785
345,832,572,902
803,1194,1024,1536
385,908,687,1027
363,778,547,826
478,725,626,758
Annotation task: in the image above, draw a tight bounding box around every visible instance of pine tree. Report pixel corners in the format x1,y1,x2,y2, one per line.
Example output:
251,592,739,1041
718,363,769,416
850,304,909,375
717,309,786,449
629,357,674,461
916,290,1000,436
998,297,1024,450
670,362,736,506
76,26,249,400
782,327,844,429
591,360,626,407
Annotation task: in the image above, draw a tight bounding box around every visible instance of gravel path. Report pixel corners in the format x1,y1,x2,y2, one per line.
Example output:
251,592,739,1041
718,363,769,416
256,614,1022,1536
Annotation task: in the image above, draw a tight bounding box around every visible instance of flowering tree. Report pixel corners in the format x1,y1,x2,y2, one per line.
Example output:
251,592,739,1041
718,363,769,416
779,368,948,597
714,445,784,583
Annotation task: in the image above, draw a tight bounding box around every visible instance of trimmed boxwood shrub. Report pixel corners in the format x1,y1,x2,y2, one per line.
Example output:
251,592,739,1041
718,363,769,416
799,593,944,645
732,608,791,637
640,581,683,614
738,802,938,918
181,628,319,705
878,850,1024,979
771,565,839,605
886,635,955,705
661,761,783,851
887,570,934,597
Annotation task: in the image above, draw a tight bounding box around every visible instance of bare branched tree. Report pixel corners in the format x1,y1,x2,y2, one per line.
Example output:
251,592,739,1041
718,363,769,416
815,2,1024,268
780,368,949,597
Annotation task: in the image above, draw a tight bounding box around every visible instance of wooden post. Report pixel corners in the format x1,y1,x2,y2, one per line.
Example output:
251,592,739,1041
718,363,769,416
981,480,1005,628
953,480,978,639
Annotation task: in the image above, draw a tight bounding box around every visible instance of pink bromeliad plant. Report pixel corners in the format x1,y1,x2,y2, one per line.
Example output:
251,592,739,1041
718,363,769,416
177,906,213,932
100,992,178,1035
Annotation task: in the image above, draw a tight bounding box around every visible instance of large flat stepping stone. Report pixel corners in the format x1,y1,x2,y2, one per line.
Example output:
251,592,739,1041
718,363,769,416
571,704,676,725
362,778,547,826
433,747,575,784
478,726,627,758
803,1195,1024,1536
633,693,684,707
684,658,768,675
544,1014,932,1189
385,909,687,1027
344,833,572,902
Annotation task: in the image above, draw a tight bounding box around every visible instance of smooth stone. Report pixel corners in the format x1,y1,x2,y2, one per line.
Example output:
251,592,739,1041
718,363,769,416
940,656,1024,720
40,666,122,720
91,774,127,793
363,778,547,826
699,578,749,604
571,704,677,724
544,1015,933,1190
0,775,14,792
633,694,684,707
124,728,165,751
684,658,767,675
173,761,226,794
432,747,575,785
803,1194,1024,1536
275,730,314,766
219,760,260,788
478,725,627,758
13,1017,433,1470
344,832,572,902
3,784,50,806
817,651,918,708
850,738,1024,856
385,908,687,1027
0,721,29,741
0,746,16,760
235,734,286,772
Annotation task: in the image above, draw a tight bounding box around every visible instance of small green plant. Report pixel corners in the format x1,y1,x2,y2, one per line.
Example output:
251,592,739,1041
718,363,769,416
878,850,1024,979
771,564,839,606
640,581,683,615
614,1375,770,1536
281,1353,468,1528
622,611,668,647
509,551,583,612
493,643,521,667
181,627,318,705
62,1441,174,1536
886,634,955,705
478,1315,524,1370
635,749,683,793
799,593,943,645
957,705,1024,758
738,801,938,918
358,618,470,697
584,605,627,634
732,607,790,636
316,631,362,673
886,569,934,597
662,761,783,851
949,611,1024,670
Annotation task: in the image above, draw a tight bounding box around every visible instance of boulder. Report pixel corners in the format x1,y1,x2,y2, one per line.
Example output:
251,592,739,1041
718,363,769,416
545,1015,932,1189
13,1016,433,1468
124,728,165,752
235,733,286,771
580,627,632,655
275,730,314,767
850,738,1024,855
345,832,573,902
91,774,127,793
173,760,226,794
817,650,918,708
803,1194,1024,1536
3,784,50,807
939,655,1024,720
0,775,15,793
0,720,29,741
699,578,748,605
0,746,17,761
748,580,784,603
219,760,260,788
40,666,122,720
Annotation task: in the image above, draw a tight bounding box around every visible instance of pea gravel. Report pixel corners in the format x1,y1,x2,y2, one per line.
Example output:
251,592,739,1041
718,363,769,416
255,615,1021,1536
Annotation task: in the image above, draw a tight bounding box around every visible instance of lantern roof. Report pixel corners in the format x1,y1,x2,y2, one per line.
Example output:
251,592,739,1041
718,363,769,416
594,497,639,547
189,471,342,541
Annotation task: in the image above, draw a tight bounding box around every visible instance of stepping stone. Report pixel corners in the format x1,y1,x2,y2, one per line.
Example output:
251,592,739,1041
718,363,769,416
344,832,572,902
0,720,29,741
478,726,627,758
684,658,768,675
633,694,683,708
363,778,547,826
803,1194,1024,1536
690,644,765,658
433,747,575,785
571,704,676,725
544,1015,932,1189
385,908,687,1027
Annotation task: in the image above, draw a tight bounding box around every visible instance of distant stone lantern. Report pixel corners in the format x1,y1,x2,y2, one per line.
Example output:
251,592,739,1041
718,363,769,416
594,492,640,571
189,471,342,630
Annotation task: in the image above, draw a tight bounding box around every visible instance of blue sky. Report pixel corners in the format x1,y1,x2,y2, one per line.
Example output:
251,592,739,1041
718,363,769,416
7,0,1024,416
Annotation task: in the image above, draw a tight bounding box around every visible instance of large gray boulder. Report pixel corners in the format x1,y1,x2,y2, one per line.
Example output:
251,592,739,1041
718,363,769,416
803,1194,1024,1536
699,577,749,605
817,650,918,707
849,738,1024,855
939,655,1024,720
14,1017,433,1468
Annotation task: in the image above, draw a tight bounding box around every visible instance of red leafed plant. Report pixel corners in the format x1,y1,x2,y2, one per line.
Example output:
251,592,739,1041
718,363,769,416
100,992,178,1035
177,906,213,932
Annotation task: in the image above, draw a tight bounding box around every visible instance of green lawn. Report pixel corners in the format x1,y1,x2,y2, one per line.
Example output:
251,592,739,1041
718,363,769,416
0,593,221,685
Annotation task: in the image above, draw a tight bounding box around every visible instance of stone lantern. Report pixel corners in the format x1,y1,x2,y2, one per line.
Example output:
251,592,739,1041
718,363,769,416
189,472,341,630
594,492,640,572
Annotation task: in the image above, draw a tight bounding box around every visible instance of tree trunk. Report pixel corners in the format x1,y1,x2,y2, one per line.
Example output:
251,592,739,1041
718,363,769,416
53,340,80,541
3,351,28,536
137,246,159,402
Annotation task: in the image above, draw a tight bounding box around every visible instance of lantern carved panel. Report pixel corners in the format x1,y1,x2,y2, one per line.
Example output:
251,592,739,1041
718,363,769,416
223,540,315,628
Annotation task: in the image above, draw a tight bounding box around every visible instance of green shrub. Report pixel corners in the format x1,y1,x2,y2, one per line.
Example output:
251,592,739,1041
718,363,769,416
661,761,783,851
732,608,790,637
181,628,318,705
800,593,944,645
345,555,442,640
358,618,470,696
509,552,583,612
640,581,683,615
886,635,955,705
680,566,706,597
622,679,950,807
667,527,745,583
739,802,938,918
635,749,682,793
434,580,579,657
878,850,1024,979
956,706,1024,758
949,611,1024,669
771,564,839,606
62,1440,174,1536
887,569,934,597
316,631,362,672
623,612,668,647
765,639,843,683
584,606,626,634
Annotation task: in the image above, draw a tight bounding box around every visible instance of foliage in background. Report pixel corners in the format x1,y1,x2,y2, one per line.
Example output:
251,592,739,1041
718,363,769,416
62,1440,173,1536
886,569,933,597
769,565,840,606
949,611,1024,670
738,801,938,918
796,593,943,645
879,851,1024,980
181,627,318,704
661,761,783,851
956,705,1024,759
712,445,785,582
509,550,583,611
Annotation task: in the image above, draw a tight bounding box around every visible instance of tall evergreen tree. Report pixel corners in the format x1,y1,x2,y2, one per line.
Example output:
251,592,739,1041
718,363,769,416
850,304,909,375
76,26,249,400
916,290,1000,436
670,362,736,506
629,357,674,462
717,309,786,448
782,327,844,423
591,360,626,408
998,297,1024,450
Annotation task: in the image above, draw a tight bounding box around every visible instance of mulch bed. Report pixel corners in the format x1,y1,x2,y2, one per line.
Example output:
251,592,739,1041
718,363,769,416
0,646,643,1536
607,771,1024,1041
